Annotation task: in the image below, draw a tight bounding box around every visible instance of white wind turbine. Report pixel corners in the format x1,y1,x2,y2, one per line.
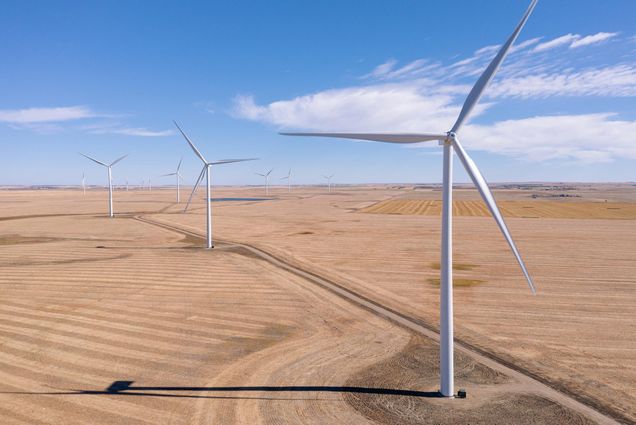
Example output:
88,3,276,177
255,169,273,196
323,174,334,193
281,168,292,192
282,0,538,398
80,153,128,218
174,121,257,249
81,172,86,195
161,157,185,203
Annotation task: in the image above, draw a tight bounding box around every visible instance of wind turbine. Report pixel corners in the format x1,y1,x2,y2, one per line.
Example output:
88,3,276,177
323,174,334,193
148,177,152,191
81,172,86,195
79,153,128,218
281,168,292,193
255,169,273,196
161,158,185,203
174,121,257,249
281,0,538,398
125,178,129,192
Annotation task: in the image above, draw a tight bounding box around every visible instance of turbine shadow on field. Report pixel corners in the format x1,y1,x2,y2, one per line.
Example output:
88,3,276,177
1,381,442,401
102,381,442,398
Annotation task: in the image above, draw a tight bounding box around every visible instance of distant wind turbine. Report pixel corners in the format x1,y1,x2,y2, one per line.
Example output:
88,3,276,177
81,172,86,195
175,121,257,248
255,169,273,196
323,174,334,193
80,153,128,218
281,168,292,193
281,0,538,398
148,177,152,191
161,157,185,203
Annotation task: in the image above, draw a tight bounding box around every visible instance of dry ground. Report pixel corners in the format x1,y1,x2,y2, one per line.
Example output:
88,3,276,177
0,185,634,424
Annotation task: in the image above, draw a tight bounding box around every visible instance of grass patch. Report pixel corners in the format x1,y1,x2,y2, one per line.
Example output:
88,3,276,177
430,262,476,271
427,278,484,287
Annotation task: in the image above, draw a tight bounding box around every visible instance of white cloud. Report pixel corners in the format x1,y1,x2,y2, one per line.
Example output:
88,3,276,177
570,32,618,48
232,82,470,133
111,127,174,137
85,124,174,137
533,34,580,52
0,106,95,124
364,59,397,79
364,59,439,80
511,37,543,52
464,114,636,162
233,86,636,163
489,65,636,98
233,31,636,163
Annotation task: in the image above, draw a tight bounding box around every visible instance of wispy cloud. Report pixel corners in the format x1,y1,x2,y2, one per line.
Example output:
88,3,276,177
363,59,440,80
570,32,618,48
533,32,618,52
0,106,96,124
489,64,636,98
84,123,175,137
0,105,173,137
533,34,580,52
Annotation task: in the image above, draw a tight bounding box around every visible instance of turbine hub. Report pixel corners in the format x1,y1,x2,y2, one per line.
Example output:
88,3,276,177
446,131,457,141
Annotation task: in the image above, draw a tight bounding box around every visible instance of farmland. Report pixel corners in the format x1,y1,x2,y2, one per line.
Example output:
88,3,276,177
0,184,634,424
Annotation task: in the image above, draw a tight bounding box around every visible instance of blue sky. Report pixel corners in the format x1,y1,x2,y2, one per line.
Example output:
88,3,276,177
1,0,635,186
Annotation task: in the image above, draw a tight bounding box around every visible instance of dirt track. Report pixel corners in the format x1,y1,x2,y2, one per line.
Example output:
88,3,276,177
134,214,620,425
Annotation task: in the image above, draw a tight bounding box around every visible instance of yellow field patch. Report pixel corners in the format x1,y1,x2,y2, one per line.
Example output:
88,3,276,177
427,278,485,287
360,200,636,219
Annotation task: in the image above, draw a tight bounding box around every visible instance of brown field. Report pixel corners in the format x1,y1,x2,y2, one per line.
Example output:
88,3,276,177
0,184,634,424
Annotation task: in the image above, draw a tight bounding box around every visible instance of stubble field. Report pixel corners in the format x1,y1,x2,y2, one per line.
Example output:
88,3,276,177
0,184,634,424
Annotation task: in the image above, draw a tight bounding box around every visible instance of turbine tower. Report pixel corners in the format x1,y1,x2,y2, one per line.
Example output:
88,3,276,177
80,153,128,218
323,174,334,193
281,0,538,398
81,172,86,195
161,157,184,203
174,121,257,249
281,168,292,193
255,169,273,196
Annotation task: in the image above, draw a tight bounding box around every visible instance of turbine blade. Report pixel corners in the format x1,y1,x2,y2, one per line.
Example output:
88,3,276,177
255,173,265,176
450,0,538,133
280,132,446,143
160,173,176,177
79,153,108,167
177,157,183,172
184,166,206,213
452,138,536,294
110,154,128,167
210,158,258,165
173,121,207,163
